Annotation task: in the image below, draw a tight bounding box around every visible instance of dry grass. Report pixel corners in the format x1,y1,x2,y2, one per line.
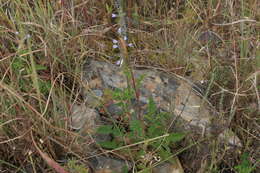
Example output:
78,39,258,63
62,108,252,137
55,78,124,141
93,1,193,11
0,0,259,172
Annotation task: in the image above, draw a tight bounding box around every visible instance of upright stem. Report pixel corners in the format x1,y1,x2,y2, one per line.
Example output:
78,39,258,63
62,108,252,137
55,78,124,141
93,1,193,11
116,0,142,120
115,0,127,40
118,38,140,104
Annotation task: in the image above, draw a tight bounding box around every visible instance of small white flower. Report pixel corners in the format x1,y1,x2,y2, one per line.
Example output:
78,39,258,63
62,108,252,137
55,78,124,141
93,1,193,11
123,36,127,40
39,138,44,144
200,80,208,84
15,31,19,35
128,43,133,47
112,39,118,44
111,13,117,18
117,27,122,34
153,156,161,162
113,44,118,49
116,59,123,66
25,34,31,39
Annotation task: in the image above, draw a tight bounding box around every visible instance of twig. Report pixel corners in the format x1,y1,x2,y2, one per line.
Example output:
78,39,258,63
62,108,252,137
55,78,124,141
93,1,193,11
212,19,257,26
31,131,69,173
86,133,171,159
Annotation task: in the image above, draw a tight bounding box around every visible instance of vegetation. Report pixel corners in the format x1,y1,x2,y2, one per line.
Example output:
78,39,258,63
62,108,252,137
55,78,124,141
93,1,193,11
0,0,259,172
234,153,258,173
96,87,186,171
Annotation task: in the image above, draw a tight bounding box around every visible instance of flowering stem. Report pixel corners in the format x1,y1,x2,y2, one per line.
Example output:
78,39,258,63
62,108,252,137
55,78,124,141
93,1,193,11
116,0,143,123
118,38,142,123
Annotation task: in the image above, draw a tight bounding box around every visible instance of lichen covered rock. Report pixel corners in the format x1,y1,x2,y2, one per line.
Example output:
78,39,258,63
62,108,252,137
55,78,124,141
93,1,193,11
81,60,241,147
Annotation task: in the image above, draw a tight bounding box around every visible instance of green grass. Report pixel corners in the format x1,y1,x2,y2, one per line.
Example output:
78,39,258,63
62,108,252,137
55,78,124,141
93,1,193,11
0,0,259,172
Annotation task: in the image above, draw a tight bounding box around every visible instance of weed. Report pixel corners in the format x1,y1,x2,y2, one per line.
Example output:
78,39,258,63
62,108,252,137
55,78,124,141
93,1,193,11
66,159,89,173
234,153,258,173
97,85,185,171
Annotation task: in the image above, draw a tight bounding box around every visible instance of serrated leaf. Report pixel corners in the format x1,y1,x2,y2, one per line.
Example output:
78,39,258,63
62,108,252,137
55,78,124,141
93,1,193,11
147,125,162,138
235,153,256,173
112,88,123,100
112,127,124,137
130,119,144,138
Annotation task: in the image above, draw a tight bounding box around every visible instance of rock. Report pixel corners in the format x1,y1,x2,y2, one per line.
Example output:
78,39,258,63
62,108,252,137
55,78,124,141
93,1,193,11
218,129,242,148
152,157,184,173
198,30,222,45
78,60,242,173
70,104,112,143
106,103,124,116
89,156,132,173
82,60,241,147
70,104,99,131
85,89,104,108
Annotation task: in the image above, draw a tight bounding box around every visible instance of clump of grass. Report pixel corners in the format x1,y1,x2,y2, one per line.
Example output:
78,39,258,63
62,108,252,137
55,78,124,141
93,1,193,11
0,0,259,172
0,0,113,171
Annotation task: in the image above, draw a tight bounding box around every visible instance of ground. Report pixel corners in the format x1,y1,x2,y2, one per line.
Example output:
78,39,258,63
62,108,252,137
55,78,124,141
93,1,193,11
0,0,259,172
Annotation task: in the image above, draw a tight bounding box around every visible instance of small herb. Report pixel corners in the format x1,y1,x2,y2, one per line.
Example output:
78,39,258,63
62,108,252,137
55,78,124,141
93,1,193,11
234,153,258,173
97,84,186,169
67,159,89,173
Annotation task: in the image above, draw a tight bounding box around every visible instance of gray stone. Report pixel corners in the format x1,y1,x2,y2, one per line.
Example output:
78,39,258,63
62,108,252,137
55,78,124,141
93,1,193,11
107,103,124,116
152,160,184,173
89,156,132,173
78,60,242,173
81,60,241,147
70,104,99,131
70,104,112,143
85,89,103,108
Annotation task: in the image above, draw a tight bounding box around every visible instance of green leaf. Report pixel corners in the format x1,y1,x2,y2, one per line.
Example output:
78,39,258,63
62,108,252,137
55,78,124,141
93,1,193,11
121,165,129,173
167,133,185,143
147,97,157,116
12,57,27,74
112,88,123,100
35,64,47,71
97,125,124,137
39,80,51,95
67,159,89,173
235,153,256,173
147,124,163,138
98,140,118,149
96,125,113,134
136,149,146,159
130,119,144,138
112,127,124,137
149,141,161,149
158,147,172,160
